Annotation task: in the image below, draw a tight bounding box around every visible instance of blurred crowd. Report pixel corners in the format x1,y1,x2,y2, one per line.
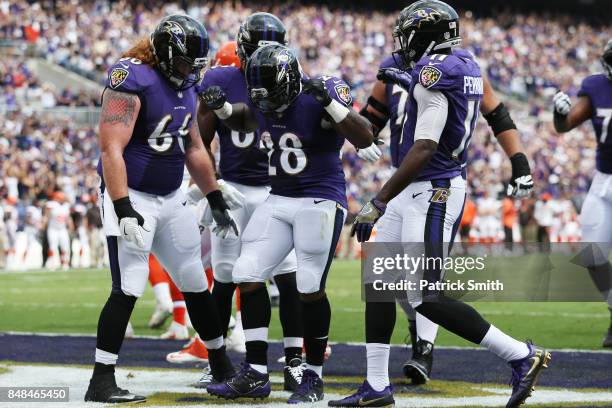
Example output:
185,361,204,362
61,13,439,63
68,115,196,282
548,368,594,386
0,0,609,267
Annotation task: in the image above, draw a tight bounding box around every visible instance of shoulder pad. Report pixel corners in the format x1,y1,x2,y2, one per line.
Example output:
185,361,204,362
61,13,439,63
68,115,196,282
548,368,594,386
321,76,353,107
106,57,152,93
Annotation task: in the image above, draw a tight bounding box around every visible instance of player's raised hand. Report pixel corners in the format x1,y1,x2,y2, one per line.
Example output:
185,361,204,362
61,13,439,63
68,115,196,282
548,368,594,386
302,78,332,106
377,67,412,91
113,197,151,249
357,139,383,163
553,91,572,115
350,199,386,242
206,190,240,239
200,86,227,110
507,153,534,198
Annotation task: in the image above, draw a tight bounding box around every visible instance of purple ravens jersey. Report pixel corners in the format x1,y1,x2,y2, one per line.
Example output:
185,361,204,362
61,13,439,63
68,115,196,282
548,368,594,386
251,76,352,208
578,74,612,174
97,57,197,196
400,52,483,181
198,66,269,185
380,56,409,168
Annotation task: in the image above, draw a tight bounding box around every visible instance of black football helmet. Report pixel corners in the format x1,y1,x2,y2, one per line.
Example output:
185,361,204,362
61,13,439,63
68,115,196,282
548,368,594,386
393,0,461,68
151,14,209,90
237,12,288,68
602,39,612,80
245,44,302,114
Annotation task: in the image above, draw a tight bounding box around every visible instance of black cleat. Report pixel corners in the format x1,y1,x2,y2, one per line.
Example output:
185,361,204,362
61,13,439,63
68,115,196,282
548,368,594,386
84,373,145,404
402,338,434,385
603,327,612,348
506,342,552,408
287,369,324,403
284,357,305,392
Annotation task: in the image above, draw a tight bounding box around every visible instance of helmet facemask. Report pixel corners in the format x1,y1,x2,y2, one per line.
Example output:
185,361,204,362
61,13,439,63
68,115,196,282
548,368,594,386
602,39,612,80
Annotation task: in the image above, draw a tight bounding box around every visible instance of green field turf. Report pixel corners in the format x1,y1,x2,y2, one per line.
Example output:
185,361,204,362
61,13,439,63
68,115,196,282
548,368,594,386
0,260,609,349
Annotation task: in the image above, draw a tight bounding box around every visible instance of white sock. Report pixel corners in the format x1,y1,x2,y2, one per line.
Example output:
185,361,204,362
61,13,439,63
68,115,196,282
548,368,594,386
416,313,439,344
366,343,390,392
480,325,530,362
283,337,303,349
95,348,118,365
203,335,224,350
251,364,268,374
244,327,269,374
306,364,322,377
152,283,173,312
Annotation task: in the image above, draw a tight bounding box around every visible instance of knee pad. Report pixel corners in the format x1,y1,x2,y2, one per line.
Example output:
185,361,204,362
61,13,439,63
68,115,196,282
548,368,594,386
233,255,264,284
174,260,209,293
213,260,235,284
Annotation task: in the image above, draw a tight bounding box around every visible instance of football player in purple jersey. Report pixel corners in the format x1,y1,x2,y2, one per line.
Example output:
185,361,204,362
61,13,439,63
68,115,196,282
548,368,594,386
85,15,236,403
188,13,305,392
360,9,533,384
332,2,550,408
553,39,612,348
201,44,373,403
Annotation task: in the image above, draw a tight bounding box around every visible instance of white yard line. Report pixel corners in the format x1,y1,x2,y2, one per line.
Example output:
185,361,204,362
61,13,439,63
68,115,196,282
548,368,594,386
1,365,611,408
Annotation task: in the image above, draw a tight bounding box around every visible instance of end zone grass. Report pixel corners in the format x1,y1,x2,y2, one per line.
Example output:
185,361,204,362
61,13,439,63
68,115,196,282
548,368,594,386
0,260,609,349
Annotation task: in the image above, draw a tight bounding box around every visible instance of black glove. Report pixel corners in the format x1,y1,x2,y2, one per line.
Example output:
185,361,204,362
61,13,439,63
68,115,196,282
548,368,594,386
113,197,145,224
302,78,332,106
113,197,151,248
507,153,534,198
377,67,413,90
206,190,239,239
200,86,227,110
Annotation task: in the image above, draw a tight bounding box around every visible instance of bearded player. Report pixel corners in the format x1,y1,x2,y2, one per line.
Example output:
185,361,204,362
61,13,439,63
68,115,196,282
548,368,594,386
201,44,373,402
553,39,612,348
85,15,236,403
331,2,549,408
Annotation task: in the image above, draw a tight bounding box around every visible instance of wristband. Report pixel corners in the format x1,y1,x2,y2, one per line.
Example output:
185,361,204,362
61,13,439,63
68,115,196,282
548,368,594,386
324,99,350,123
214,102,233,120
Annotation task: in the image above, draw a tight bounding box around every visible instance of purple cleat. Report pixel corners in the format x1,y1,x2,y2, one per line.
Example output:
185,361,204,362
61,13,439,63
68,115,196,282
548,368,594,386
206,362,270,400
287,369,324,404
506,342,552,408
328,380,394,407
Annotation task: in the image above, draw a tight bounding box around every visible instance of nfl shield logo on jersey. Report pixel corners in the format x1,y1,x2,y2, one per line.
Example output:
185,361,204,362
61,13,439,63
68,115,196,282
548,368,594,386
419,65,442,89
109,67,129,89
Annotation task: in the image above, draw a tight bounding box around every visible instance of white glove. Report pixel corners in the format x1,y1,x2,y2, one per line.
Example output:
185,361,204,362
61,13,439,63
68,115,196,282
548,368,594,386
217,179,245,210
198,200,213,228
119,217,151,249
357,143,382,163
553,91,571,115
185,184,205,206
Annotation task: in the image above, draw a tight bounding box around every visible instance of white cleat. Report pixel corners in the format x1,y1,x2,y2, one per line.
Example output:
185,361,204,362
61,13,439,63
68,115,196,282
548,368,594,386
226,327,246,354
148,306,172,329
160,321,189,340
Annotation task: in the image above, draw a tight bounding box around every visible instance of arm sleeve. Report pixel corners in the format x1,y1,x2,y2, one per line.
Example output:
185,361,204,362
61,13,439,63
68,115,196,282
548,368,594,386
413,83,449,143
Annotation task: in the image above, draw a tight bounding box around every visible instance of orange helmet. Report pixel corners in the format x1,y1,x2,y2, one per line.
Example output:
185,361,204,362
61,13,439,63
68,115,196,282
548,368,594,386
52,191,66,202
214,41,241,68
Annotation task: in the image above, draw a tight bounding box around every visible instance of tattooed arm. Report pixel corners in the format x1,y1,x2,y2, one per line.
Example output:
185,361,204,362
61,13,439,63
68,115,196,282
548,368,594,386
99,89,140,200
